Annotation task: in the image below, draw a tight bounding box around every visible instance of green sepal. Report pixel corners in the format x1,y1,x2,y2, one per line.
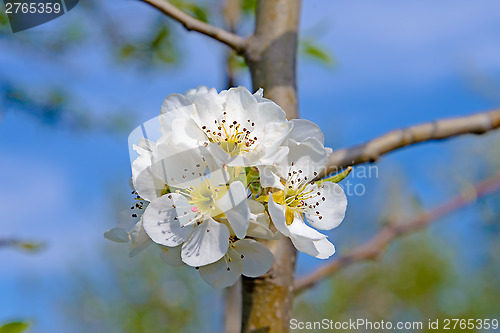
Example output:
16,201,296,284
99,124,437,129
316,166,352,186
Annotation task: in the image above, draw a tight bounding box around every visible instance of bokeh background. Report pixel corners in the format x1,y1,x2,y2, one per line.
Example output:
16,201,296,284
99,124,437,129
1,0,500,332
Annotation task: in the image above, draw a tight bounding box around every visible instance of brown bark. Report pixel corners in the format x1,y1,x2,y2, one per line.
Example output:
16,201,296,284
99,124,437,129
241,1,301,332
322,109,500,175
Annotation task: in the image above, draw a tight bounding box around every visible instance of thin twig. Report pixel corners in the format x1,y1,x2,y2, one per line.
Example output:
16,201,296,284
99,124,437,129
0,238,45,251
322,109,500,176
139,0,246,53
295,171,500,294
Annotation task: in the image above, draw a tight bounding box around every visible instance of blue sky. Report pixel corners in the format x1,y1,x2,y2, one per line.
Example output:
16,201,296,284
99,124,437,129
1,0,500,331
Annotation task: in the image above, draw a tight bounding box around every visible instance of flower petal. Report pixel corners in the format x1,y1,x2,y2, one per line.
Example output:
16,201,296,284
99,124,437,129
159,245,184,266
132,153,164,202
246,200,277,240
278,138,328,180
181,218,230,267
167,117,207,147
104,228,130,243
150,144,208,189
160,93,195,114
291,236,335,259
256,165,283,189
142,194,194,247
234,239,274,277
198,254,243,289
288,216,327,241
288,119,325,144
217,181,250,239
268,194,290,237
129,218,153,257
312,238,336,259
305,182,347,230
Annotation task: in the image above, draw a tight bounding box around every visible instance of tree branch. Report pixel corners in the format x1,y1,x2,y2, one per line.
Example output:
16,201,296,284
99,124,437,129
0,238,45,252
322,109,500,176
138,0,246,53
295,171,500,294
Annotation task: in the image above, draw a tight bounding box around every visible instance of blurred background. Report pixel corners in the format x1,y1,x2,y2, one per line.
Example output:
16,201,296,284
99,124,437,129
1,0,500,332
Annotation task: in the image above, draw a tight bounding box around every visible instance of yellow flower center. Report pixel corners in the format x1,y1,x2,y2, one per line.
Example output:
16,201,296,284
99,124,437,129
272,173,325,225
201,114,257,157
180,179,228,218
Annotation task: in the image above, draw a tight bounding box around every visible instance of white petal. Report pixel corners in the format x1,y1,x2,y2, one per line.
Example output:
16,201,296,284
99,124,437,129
206,144,232,166
305,182,347,230
288,119,325,144
226,154,253,167
288,216,327,240
246,200,277,239
142,195,194,247
191,89,225,126
198,254,243,289
185,85,214,98
151,144,207,189
256,165,283,189
168,117,207,147
129,218,153,257
268,194,290,237
255,100,287,125
132,153,164,202
128,118,162,162
234,239,274,277
279,138,328,180
159,245,184,266
181,218,230,267
258,145,289,167
104,228,130,243
312,238,336,259
253,87,264,99
248,199,265,214
247,220,277,240
217,181,250,239
161,93,195,114
291,236,335,259
225,87,259,121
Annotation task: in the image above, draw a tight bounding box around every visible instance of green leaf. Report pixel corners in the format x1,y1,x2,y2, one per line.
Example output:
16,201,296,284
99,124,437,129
241,0,257,15
170,0,208,23
300,39,334,66
316,166,352,186
119,44,136,59
228,53,247,71
15,242,45,252
190,5,208,23
0,321,31,333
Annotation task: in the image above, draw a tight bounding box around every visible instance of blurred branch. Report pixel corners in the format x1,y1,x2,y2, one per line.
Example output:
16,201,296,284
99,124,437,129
322,109,500,176
295,171,500,293
0,238,45,252
223,0,241,88
139,0,246,53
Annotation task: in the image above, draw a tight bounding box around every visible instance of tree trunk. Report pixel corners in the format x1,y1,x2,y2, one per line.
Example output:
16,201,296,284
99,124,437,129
241,1,301,332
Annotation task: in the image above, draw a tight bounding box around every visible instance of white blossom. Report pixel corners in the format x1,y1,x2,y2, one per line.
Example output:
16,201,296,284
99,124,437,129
264,122,347,259
139,145,251,267
105,86,351,288
157,86,291,167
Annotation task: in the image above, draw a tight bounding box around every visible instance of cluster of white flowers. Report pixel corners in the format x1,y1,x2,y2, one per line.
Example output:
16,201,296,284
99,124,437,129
105,86,348,289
